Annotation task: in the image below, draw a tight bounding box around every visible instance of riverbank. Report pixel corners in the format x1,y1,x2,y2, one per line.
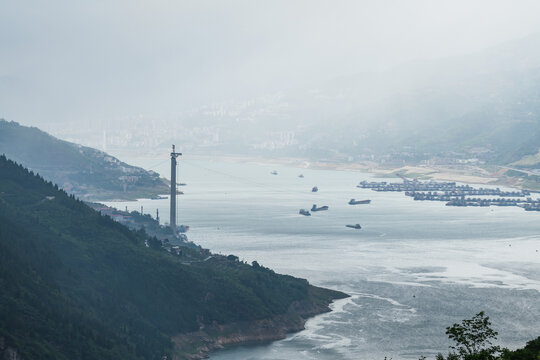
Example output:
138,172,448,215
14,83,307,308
171,287,349,359
102,155,540,359
177,154,534,190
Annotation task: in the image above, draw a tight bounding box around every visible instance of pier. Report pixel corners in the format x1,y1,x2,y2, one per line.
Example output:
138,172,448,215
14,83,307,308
357,179,539,211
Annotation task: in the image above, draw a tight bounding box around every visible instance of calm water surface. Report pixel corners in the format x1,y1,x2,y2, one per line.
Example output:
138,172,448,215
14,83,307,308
104,156,540,360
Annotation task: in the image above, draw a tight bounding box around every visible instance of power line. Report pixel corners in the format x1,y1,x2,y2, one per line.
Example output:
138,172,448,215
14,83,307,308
182,159,311,195
143,156,366,229
180,159,364,227
145,158,170,173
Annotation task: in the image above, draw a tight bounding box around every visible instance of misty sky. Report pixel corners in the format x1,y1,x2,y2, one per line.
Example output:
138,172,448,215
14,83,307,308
2,0,540,127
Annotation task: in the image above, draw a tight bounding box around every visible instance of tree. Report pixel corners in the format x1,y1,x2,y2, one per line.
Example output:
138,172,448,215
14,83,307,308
501,336,540,360
417,313,538,360
147,236,162,249
445,311,502,359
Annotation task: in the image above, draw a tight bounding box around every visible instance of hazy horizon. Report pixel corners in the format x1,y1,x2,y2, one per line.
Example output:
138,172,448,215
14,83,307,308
3,1,540,129
1,4,540,359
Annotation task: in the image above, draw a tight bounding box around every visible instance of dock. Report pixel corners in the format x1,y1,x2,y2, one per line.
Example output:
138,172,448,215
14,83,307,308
357,179,539,211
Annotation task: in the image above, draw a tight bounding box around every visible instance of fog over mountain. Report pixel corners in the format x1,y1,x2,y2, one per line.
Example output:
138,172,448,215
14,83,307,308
2,1,540,163
44,33,540,166
3,3,540,359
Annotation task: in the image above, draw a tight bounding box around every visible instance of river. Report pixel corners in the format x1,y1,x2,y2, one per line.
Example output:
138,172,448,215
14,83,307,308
103,156,540,360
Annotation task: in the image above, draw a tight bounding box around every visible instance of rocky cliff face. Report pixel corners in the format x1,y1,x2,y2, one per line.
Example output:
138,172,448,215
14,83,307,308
171,294,343,360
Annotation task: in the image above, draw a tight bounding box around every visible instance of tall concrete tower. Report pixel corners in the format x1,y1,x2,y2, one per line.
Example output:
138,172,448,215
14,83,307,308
170,145,182,235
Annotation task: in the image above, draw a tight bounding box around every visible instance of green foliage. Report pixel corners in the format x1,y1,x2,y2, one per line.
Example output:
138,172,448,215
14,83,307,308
0,155,347,359
501,336,540,360
0,119,169,200
505,170,540,190
227,254,239,262
147,236,162,249
445,311,501,359
419,312,538,360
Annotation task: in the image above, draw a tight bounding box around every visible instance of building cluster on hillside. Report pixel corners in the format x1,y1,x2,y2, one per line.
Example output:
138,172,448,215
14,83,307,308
87,203,190,241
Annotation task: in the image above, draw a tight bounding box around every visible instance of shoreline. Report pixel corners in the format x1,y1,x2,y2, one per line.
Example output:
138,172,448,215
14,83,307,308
107,148,534,191
172,288,349,359
96,152,536,204
180,153,528,190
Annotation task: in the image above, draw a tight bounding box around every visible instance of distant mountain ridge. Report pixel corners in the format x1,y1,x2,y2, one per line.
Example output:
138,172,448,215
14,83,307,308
0,119,169,200
76,33,540,166
210,32,540,164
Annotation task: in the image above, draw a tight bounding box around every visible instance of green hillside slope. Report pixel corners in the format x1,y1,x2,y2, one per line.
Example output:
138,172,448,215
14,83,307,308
0,120,169,200
0,155,347,359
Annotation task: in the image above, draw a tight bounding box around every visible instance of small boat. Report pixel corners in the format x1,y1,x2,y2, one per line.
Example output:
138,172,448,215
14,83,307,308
311,204,329,212
151,195,167,200
349,199,371,205
299,209,311,216
177,183,187,186
312,186,318,192
298,174,304,178
271,170,278,175
346,224,362,229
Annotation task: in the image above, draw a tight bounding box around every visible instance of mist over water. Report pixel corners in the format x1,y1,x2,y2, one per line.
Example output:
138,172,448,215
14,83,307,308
104,157,540,359
3,2,540,358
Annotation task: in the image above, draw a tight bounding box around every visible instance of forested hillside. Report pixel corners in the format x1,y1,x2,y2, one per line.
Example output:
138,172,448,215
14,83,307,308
0,119,169,200
0,155,346,359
